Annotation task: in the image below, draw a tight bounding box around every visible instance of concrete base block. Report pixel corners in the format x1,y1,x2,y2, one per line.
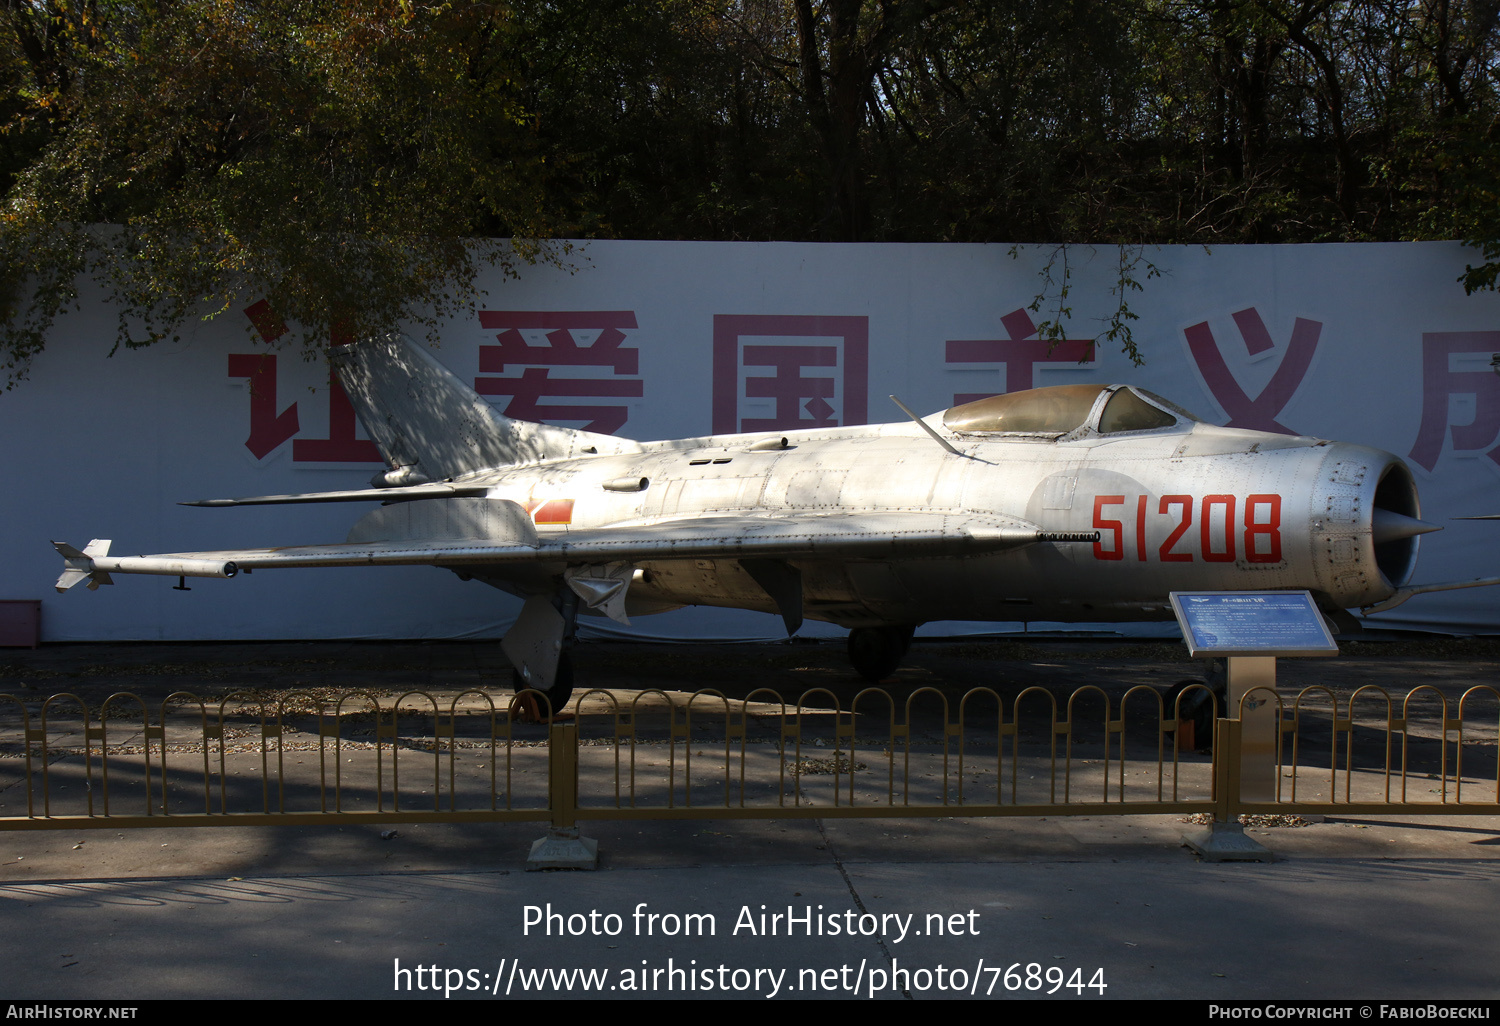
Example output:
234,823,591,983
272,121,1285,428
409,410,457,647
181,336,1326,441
1182,822,1275,862
527,829,599,871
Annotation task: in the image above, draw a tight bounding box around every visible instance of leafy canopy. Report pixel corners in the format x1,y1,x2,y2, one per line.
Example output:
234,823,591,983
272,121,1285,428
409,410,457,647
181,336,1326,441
1,1,559,378
4,0,1499,379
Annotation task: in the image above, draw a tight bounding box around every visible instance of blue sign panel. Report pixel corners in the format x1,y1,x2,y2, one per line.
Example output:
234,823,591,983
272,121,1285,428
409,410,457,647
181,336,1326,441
1169,591,1339,658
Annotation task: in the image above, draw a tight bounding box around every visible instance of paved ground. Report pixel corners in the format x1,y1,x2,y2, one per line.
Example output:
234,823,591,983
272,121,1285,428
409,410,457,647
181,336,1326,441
2,637,1499,1002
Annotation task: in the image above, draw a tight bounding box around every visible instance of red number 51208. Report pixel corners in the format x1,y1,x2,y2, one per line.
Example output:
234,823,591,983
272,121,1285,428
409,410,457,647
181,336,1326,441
1092,493,1282,564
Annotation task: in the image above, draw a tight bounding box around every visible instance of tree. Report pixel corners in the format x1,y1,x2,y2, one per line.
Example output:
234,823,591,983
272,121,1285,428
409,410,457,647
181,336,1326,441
0,1,563,382
5,0,1498,380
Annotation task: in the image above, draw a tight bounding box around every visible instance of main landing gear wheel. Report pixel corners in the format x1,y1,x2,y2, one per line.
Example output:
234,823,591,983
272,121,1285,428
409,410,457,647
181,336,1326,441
847,626,915,683
1164,678,1220,752
512,652,575,715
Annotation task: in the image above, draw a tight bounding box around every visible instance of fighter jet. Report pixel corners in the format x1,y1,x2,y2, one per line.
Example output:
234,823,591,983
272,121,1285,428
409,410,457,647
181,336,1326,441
52,332,1478,706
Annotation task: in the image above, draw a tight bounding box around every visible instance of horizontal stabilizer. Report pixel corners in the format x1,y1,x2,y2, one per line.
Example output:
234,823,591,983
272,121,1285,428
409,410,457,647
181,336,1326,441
180,483,492,507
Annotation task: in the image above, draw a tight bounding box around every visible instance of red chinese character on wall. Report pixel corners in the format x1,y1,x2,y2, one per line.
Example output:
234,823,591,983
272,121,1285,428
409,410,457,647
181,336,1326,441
229,301,382,463
1408,331,1500,471
945,308,1096,404
711,315,869,434
1183,308,1320,435
226,351,298,460
475,311,643,434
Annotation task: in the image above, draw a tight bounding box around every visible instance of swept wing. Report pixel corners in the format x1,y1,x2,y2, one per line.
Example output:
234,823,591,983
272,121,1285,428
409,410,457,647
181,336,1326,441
55,504,1094,592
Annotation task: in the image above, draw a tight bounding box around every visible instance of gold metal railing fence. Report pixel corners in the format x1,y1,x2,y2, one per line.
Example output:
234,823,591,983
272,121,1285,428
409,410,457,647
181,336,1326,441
1223,683,1500,816
563,683,1217,819
0,683,1494,831
0,689,554,828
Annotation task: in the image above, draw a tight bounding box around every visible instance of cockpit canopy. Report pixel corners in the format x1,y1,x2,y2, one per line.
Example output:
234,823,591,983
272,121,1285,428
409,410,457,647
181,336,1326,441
941,385,1199,437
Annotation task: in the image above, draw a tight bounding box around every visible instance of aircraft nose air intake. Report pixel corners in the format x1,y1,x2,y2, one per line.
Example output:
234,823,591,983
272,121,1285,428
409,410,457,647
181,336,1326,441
1370,457,1427,590
1313,446,1428,607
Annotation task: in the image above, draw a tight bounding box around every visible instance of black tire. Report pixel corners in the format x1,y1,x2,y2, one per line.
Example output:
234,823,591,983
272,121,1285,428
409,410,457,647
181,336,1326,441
512,653,574,713
1165,678,1217,751
847,626,914,683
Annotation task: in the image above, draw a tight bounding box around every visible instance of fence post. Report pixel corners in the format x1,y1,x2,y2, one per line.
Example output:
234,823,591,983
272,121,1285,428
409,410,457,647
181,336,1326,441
1217,717,1238,824
551,720,577,830
526,720,598,870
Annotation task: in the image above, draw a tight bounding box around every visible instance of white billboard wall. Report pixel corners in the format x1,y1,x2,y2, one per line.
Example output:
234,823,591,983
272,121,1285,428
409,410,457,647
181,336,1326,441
5,240,1500,643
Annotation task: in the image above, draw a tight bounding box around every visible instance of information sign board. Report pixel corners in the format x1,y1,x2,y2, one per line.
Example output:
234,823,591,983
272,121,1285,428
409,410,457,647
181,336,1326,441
1169,591,1339,658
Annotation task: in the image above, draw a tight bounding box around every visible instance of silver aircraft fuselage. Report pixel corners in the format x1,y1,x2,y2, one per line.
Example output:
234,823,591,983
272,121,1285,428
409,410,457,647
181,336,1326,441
55,333,1447,694
463,407,1420,628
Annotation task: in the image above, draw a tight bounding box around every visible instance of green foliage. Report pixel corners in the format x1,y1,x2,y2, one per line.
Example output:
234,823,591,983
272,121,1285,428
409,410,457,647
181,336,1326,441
1,1,562,380
4,0,1499,379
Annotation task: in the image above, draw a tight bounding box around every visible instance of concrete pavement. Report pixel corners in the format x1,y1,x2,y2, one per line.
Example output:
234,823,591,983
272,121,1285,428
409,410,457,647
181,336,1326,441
2,638,1499,1001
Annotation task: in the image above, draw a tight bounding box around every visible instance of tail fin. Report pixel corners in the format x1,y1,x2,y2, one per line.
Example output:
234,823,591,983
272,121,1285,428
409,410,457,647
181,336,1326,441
331,333,640,479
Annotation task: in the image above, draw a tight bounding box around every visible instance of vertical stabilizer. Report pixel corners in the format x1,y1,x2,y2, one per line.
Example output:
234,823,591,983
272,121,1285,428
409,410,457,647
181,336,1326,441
332,333,640,479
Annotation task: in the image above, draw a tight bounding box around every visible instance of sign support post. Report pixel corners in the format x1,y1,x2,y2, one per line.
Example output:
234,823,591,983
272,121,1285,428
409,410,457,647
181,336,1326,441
1170,592,1339,860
